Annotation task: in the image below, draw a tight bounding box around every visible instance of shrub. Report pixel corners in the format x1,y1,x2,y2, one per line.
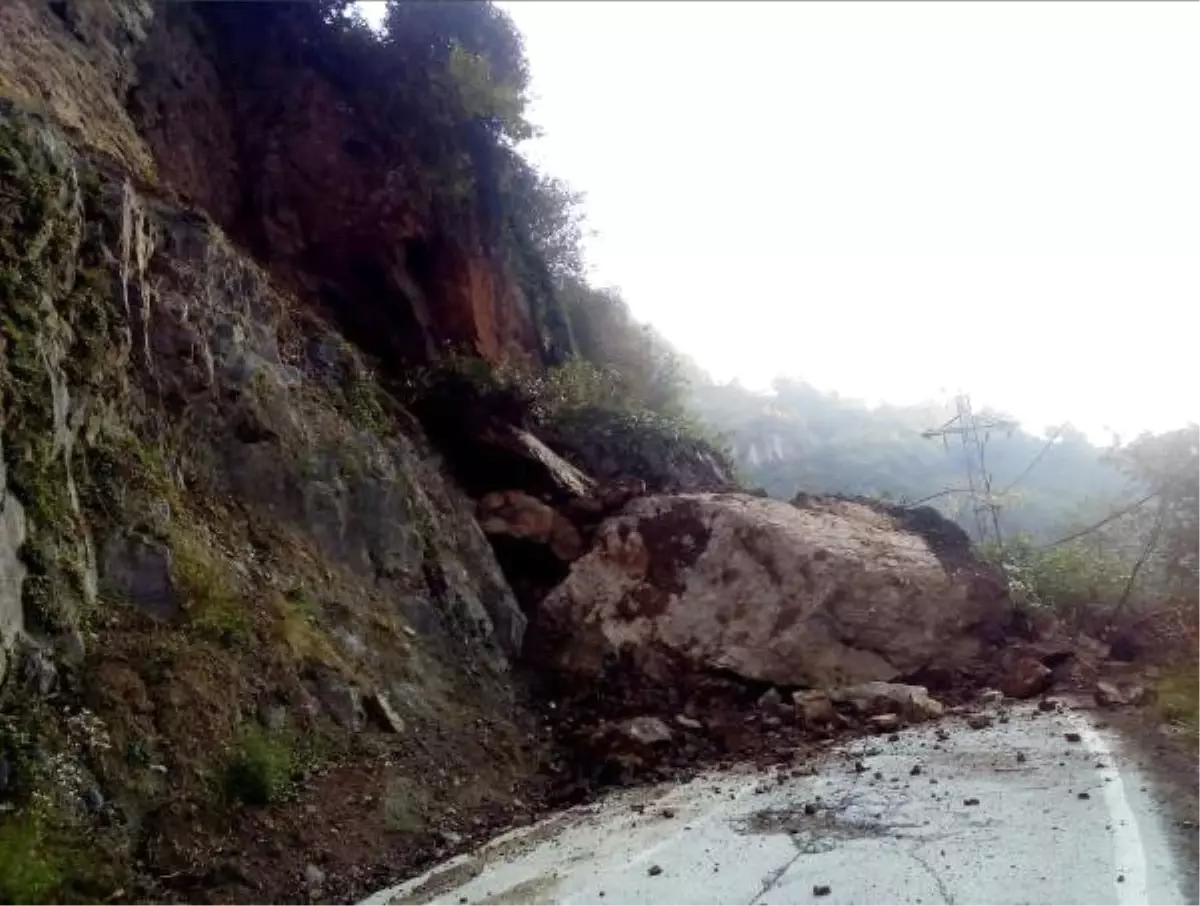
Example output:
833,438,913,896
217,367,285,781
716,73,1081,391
172,535,253,647
978,535,1126,627
224,728,294,805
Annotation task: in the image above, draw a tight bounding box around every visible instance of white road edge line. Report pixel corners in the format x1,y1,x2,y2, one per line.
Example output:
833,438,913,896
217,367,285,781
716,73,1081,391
1066,710,1150,906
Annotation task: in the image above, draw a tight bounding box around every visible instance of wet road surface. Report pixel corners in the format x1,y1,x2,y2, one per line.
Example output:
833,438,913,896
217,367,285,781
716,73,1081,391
364,703,1189,905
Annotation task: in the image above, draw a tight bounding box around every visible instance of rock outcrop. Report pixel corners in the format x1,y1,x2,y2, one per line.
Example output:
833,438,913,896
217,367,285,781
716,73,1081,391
0,97,536,903
537,493,1012,690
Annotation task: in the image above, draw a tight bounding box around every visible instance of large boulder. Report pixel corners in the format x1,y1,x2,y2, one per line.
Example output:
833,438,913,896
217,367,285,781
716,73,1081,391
537,493,1010,689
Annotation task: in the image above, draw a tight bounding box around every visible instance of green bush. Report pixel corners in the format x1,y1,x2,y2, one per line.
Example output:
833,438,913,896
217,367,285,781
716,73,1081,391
0,812,60,905
224,728,294,805
978,535,1127,626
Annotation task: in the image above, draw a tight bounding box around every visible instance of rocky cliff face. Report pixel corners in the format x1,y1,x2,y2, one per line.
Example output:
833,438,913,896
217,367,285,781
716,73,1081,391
0,2,564,901
0,96,543,902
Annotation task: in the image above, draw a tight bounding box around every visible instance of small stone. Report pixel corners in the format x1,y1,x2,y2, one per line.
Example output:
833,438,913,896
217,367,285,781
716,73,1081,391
258,704,288,732
966,714,993,730
963,797,980,806
1117,875,1125,883
84,787,105,813
1017,752,1027,763
910,764,922,776
868,714,901,733
621,716,674,746
1001,657,1053,699
1038,699,1059,712
804,802,818,815
854,761,867,773
363,692,406,734
304,864,325,887
1064,732,1082,743
813,884,832,897
661,808,675,819
1094,681,1127,708
874,771,884,780
888,733,900,742
1078,792,1090,800
648,865,663,877
792,690,838,727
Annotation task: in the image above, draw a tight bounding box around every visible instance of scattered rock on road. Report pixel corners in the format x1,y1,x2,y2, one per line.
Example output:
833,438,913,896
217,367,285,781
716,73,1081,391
1000,656,1054,699
963,797,980,806
1094,681,1152,709
869,714,902,733
1064,732,1082,743
831,682,945,723
648,864,663,877
966,714,994,730
813,884,832,897
793,690,838,728
1094,681,1128,708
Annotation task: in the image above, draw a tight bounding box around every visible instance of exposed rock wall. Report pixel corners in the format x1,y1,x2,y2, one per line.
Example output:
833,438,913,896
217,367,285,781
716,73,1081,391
0,0,559,369
0,100,538,902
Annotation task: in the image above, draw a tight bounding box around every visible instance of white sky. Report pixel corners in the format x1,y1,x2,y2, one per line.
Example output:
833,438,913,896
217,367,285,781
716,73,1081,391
359,1,1198,442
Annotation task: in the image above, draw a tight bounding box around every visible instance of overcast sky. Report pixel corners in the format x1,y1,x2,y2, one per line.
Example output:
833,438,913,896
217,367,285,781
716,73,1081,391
360,1,1198,442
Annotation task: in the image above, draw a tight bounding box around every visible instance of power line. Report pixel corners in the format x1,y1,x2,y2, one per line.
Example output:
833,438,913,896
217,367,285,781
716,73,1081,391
1000,424,1064,495
1041,491,1158,548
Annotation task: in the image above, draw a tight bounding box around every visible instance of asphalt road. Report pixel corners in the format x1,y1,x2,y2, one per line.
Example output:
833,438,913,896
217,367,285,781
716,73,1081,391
364,703,1190,905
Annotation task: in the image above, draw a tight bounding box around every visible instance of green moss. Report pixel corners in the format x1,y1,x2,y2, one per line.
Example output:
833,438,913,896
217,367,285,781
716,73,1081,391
0,811,62,905
224,727,294,805
343,367,392,436
1155,665,1199,736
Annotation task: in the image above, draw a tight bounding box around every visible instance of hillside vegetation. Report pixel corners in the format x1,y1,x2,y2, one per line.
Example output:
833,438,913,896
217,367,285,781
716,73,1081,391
689,377,1129,540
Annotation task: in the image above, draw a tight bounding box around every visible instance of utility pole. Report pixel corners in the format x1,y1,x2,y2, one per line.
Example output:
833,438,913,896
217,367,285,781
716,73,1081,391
921,393,1014,546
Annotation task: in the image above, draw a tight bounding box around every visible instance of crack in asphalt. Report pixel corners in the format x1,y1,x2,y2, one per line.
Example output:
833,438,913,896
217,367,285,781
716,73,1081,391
902,844,960,902
748,849,807,905
907,846,956,905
